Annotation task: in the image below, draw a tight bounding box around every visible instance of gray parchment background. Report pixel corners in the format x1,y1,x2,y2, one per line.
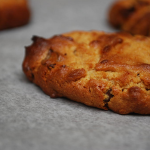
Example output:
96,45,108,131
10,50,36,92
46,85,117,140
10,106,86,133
0,0,150,150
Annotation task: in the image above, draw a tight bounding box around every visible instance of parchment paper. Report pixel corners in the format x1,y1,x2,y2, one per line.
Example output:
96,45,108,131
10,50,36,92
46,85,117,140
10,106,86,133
0,0,150,150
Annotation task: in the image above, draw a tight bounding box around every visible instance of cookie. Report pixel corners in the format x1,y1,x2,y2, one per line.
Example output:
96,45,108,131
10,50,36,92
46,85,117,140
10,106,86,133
0,0,30,30
108,0,150,36
23,30,150,114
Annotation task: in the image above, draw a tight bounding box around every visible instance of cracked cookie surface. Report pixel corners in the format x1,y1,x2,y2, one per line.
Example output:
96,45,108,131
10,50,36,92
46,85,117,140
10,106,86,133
108,0,150,36
23,31,150,114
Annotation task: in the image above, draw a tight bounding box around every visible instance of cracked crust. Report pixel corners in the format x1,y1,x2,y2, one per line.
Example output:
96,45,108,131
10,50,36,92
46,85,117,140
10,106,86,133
23,31,150,114
108,0,150,36
0,0,30,30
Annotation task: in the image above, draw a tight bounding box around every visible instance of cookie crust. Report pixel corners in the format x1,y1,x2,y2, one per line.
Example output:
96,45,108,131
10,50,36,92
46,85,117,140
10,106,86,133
108,0,150,36
23,31,150,114
0,0,30,30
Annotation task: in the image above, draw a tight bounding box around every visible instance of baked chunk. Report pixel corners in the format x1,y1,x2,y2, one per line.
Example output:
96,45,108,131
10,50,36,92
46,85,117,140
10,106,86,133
23,31,150,114
0,0,30,30
108,0,150,36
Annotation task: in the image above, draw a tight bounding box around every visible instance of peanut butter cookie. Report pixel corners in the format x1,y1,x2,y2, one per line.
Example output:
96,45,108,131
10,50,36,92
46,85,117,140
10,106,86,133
23,31,150,114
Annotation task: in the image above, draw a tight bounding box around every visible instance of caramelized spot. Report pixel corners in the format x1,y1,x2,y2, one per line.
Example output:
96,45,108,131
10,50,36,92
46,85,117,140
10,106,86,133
128,86,142,101
51,35,74,42
100,60,108,64
113,38,123,45
90,40,100,48
103,45,111,53
65,36,74,41
100,36,123,54
67,68,86,82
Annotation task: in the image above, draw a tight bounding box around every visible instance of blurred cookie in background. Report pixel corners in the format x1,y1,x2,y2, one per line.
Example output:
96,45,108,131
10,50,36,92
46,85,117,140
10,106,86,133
108,0,150,36
0,0,30,30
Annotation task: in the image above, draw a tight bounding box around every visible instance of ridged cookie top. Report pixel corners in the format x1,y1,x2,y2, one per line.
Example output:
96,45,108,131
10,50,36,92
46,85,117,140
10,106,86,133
23,31,150,114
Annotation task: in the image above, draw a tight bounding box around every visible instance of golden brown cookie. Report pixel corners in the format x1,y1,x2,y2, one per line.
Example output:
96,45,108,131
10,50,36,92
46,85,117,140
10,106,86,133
108,0,150,36
0,0,30,30
23,30,150,114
